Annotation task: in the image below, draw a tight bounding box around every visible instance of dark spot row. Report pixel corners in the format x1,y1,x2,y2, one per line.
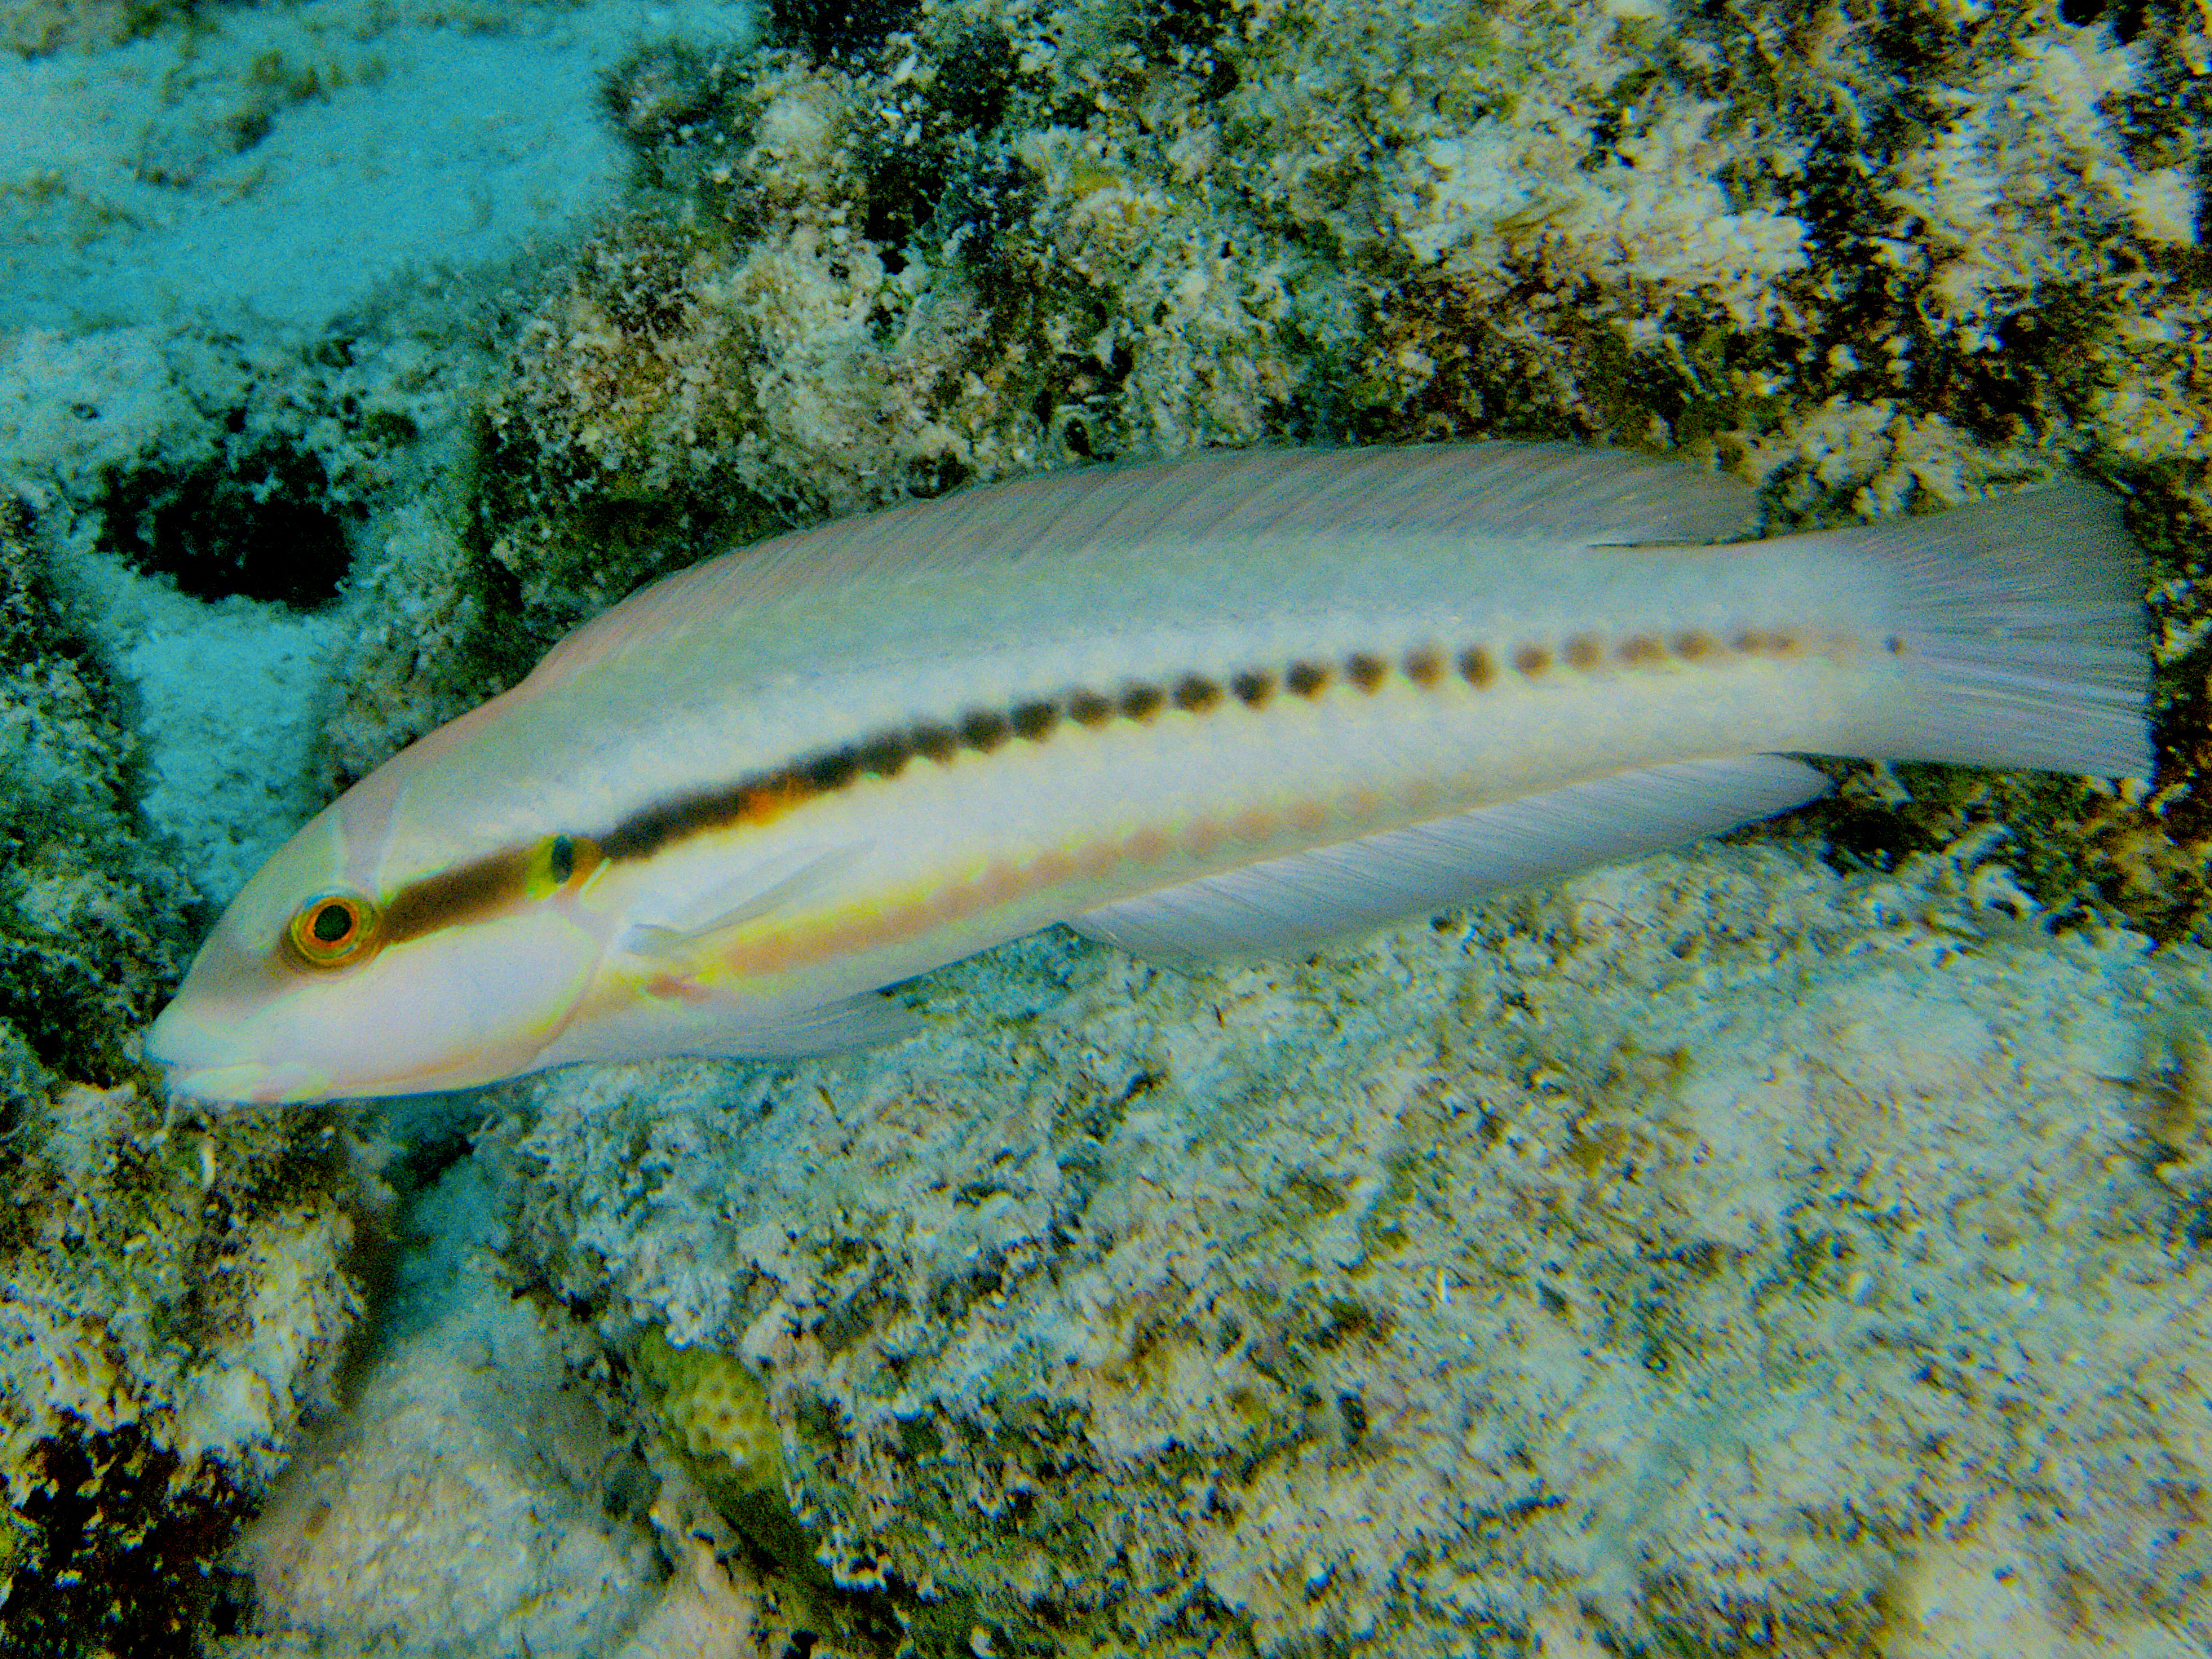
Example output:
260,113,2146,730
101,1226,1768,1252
789,647,1484,794
597,626,1803,863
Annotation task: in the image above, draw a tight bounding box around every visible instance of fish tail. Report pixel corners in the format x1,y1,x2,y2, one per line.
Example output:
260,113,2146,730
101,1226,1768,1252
1829,483,2152,778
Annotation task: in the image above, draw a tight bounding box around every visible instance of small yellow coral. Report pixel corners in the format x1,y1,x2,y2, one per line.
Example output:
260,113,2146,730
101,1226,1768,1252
637,1329,783,1495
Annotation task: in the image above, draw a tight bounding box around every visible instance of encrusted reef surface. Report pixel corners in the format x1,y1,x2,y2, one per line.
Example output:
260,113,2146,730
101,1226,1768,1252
429,0,2212,1643
0,0,669,1648
2,0,2210,1650
461,0,2212,940
503,843,2212,1656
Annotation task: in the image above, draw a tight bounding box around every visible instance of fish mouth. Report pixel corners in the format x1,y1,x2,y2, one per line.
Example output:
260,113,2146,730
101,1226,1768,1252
155,1058,329,1105
142,1003,502,1104
144,1006,327,1104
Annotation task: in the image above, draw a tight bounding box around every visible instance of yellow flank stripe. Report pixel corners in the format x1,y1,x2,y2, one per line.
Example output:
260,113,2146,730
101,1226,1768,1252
378,620,1866,956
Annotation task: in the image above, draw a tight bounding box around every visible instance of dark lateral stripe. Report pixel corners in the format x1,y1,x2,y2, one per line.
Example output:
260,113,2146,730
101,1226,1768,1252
590,626,1789,865
372,624,1802,941
381,846,537,948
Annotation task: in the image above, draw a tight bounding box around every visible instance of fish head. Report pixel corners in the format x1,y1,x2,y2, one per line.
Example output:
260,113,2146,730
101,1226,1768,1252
147,761,616,1104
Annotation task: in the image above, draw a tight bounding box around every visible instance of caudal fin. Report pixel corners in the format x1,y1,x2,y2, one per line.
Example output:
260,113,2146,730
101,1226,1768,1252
1820,483,2151,778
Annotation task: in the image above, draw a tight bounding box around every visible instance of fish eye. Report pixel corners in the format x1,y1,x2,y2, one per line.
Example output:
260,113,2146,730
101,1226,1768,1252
286,892,378,968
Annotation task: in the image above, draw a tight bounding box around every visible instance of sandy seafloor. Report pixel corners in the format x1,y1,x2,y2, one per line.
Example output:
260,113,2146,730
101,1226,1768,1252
2,0,2210,1653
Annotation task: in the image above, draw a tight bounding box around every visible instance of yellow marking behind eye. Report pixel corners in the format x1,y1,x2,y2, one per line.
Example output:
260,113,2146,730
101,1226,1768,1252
524,834,606,901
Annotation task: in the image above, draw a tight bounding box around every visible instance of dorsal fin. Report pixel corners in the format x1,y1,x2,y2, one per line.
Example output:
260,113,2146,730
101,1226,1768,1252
523,445,1756,688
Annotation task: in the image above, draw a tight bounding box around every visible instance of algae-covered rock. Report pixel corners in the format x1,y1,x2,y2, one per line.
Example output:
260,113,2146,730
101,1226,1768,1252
434,0,2212,1649
0,495,191,1082
0,311,488,815
4,0,2205,1650
463,0,2208,945
212,1145,894,1659
212,1154,670,1659
0,495,375,1653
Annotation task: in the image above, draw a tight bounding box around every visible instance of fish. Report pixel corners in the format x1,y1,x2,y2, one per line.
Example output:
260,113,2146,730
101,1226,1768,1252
144,443,2149,1104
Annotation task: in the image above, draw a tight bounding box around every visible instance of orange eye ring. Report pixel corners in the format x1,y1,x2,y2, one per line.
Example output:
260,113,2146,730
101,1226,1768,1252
286,892,379,968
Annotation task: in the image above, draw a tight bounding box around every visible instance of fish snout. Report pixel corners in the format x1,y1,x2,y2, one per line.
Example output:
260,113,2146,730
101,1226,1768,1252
144,1000,328,1104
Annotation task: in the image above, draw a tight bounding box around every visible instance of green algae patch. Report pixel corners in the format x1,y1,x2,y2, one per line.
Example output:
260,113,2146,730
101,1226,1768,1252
630,1327,980,1653
632,1328,834,1595
636,1327,789,1504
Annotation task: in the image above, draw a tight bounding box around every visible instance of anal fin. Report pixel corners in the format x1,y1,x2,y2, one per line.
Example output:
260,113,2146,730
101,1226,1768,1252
539,985,924,1071
1067,755,1829,962
699,989,926,1058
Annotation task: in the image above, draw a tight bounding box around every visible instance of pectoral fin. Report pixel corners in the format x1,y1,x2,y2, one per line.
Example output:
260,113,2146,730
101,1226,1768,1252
622,841,874,958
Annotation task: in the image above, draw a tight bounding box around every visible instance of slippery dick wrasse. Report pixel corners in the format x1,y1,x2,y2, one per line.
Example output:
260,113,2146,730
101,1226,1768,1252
147,444,2151,1104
